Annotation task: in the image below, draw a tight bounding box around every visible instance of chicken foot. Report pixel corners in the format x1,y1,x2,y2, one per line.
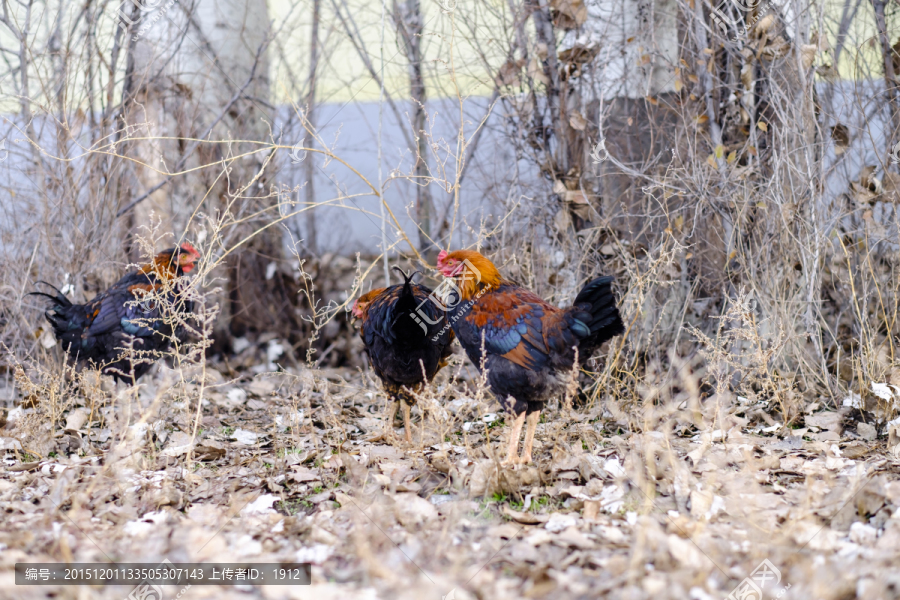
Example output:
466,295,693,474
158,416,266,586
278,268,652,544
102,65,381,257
503,412,527,466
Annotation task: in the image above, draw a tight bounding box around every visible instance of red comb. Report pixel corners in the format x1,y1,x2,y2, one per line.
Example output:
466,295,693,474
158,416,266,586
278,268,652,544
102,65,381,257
180,242,200,257
437,250,448,264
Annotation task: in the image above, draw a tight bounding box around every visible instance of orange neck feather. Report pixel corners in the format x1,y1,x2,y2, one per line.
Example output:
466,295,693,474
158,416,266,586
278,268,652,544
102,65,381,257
354,287,385,319
444,251,505,301
140,252,178,280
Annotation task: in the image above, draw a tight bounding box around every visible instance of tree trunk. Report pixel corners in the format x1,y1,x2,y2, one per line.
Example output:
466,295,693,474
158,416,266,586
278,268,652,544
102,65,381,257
393,0,434,253
121,0,285,340
526,0,565,174
304,0,321,256
583,0,680,237
872,0,900,146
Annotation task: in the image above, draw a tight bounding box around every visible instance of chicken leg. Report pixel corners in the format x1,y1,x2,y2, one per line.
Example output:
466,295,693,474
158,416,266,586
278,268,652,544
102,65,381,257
401,399,413,444
519,411,541,464
503,412,527,466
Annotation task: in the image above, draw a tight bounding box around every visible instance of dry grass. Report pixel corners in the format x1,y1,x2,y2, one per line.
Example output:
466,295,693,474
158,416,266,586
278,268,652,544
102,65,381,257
3,0,900,597
3,333,900,599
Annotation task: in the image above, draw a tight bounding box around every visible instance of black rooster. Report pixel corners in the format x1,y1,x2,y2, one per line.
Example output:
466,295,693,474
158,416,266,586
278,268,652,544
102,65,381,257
30,243,201,382
351,267,454,442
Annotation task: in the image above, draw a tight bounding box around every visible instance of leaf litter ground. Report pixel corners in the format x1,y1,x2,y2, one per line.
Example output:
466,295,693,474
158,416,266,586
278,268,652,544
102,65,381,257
2,358,900,600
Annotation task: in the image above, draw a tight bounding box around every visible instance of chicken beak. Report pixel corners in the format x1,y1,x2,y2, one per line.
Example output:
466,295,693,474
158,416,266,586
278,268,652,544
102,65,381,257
441,264,464,278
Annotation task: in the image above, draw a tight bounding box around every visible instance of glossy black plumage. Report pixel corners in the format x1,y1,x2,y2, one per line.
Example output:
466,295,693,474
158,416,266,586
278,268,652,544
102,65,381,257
30,246,199,382
357,270,454,405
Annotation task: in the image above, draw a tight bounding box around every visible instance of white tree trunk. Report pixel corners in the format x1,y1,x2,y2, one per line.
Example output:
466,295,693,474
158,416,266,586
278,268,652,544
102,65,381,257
126,0,270,240
123,0,282,336
565,0,679,99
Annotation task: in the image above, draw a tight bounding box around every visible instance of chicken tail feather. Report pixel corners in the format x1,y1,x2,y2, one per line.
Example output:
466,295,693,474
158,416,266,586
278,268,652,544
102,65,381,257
573,275,625,351
29,281,72,307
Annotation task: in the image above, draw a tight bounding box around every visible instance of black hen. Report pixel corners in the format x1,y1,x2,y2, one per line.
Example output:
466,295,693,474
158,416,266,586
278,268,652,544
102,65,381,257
351,267,454,442
30,243,201,382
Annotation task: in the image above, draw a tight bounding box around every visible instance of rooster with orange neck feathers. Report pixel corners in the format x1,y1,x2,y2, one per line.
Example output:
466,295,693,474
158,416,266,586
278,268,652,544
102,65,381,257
437,249,624,464
30,244,201,382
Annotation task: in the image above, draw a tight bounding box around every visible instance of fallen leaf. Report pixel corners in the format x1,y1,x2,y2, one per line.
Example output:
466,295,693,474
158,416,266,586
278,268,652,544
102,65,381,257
502,505,549,524
0,437,23,451
545,512,578,532
554,526,595,549
295,544,333,565
64,408,90,432
242,494,279,515
393,493,438,528
231,428,260,445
